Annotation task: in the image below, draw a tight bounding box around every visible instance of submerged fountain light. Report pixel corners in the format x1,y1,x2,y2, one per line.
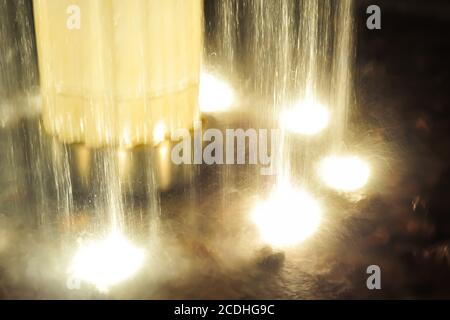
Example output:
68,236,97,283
68,231,145,292
199,72,234,113
319,155,370,192
251,184,322,248
280,99,330,135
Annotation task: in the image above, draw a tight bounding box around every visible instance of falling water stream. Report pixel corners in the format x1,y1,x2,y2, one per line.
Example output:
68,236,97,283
206,0,354,178
0,0,362,298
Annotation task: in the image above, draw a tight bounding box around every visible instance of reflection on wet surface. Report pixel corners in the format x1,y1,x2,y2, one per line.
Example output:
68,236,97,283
0,109,448,299
2,0,450,299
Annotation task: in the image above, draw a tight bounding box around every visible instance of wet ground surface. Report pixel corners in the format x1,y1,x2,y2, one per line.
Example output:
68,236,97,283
2,1,450,299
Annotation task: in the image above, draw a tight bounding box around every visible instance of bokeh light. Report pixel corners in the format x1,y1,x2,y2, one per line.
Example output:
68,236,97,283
251,184,322,248
68,232,145,292
199,72,234,113
280,99,330,135
319,155,370,192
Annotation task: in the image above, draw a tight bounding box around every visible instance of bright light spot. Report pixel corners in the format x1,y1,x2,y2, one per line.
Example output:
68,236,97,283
281,99,330,135
118,150,128,161
68,232,145,292
153,121,166,145
251,184,322,248
319,155,370,192
159,144,169,159
199,72,234,113
121,128,132,147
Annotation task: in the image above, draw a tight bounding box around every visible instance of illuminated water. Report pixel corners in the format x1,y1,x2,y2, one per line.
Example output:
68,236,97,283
0,0,361,298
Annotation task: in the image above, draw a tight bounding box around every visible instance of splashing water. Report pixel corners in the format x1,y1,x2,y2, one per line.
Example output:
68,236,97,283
208,0,356,246
251,182,322,248
0,0,360,297
68,231,145,293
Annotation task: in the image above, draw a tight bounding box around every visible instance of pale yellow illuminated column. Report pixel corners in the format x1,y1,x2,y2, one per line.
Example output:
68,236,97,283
33,0,202,147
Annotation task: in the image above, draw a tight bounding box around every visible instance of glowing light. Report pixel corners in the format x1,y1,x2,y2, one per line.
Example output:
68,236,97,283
251,184,322,248
68,232,145,292
153,121,167,145
159,143,169,159
319,155,370,192
121,128,132,147
281,99,330,135
199,72,234,113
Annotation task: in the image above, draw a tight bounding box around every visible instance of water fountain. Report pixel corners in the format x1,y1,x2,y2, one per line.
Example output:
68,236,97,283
0,0,372,298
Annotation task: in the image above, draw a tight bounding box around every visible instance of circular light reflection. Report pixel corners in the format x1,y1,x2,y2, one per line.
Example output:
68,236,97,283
319,155,370,192
280,99,330,135
68,232,145,292
199,72,234,113
251,184,322,248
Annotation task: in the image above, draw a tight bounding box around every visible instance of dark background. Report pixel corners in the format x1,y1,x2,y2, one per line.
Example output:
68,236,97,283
349,0,450,297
